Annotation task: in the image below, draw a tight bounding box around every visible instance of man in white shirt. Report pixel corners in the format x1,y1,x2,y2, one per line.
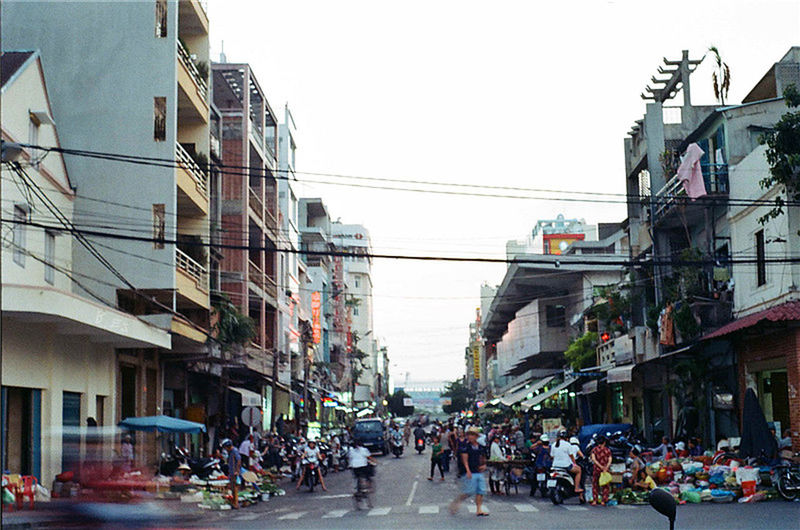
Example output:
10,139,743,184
349,440,376,487
239,434,254,468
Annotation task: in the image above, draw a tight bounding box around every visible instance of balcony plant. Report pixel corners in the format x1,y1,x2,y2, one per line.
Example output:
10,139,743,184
212,295,256,352
564,331,598,371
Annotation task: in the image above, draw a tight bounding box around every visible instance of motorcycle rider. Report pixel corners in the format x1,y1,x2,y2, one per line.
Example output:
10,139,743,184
295,439,327,491
551,430,584,496
350,439,377,490
531,434,552,497
414,423,426,444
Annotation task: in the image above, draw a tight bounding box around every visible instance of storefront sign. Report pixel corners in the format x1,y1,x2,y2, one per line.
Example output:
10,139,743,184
472,345,481,380
311,291,322,344
403,397,413,407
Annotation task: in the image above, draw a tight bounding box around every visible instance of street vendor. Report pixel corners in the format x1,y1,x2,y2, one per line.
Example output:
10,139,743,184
221,438,241,509
632,468,656,491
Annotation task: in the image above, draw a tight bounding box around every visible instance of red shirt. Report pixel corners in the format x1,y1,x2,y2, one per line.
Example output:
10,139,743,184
592,445,612,470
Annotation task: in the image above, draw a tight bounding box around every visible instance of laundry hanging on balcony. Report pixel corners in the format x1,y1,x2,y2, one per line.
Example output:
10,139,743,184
676,143,707,199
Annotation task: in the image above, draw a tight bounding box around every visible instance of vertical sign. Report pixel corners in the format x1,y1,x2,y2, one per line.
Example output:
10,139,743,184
472,345,481,380
311,291,322,344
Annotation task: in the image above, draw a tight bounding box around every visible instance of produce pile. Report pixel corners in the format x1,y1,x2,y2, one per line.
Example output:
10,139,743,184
179,470,285,510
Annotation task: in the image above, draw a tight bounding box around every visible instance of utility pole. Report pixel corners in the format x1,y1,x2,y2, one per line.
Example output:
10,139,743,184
270,349,279,431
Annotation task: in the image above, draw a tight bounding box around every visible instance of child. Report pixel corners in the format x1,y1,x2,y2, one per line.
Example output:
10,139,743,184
428,435,445,481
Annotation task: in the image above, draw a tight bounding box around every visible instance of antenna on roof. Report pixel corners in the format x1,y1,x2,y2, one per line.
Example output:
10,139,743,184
219,40,227,63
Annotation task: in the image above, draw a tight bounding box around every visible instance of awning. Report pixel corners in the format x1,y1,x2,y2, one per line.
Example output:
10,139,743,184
520,377,578,411
607,364,635,383
702,300,800,339
580,380,599,395
499,376,556,406
229,386,262,407
118,415,206,434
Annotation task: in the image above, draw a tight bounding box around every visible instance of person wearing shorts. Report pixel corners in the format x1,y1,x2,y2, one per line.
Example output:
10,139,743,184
450,426,489,516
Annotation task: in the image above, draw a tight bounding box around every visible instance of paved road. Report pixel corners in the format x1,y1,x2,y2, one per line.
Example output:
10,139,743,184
195,449,800,529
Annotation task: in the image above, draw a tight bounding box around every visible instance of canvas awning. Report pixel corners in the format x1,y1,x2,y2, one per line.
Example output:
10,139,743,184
520,377,578,411
229,386,262,407
499,376,556,406
607,364,635,383
118,415,206,434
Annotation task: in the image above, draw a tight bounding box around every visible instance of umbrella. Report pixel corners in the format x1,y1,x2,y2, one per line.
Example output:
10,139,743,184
739,388,777,460
118,415,206,434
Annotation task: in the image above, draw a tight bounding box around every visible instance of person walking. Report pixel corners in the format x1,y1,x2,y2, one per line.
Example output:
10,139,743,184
239,434,254,469
222,439,241,509
590,436,612,506
428,435,445,481
449,426,489,516
403,422,411,447
455,428,468,477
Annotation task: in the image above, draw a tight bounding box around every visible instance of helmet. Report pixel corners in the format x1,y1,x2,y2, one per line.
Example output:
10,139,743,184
569,437,579,445
558,430,568,439
540,434,550,443
220,438,232,448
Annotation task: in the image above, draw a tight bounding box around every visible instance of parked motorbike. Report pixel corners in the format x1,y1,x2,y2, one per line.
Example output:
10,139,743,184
158,446,221,478
415,437,425,454
773,454,800,501
547,465,586,505
530,462,551,498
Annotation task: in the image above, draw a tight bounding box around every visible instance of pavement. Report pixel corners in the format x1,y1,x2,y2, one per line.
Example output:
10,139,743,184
5,449,799,528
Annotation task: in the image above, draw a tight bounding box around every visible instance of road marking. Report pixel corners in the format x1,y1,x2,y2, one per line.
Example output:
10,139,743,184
466,504,489,514
405,480,418,506
368,507,391,516
514,503,539,512
418,505,439,514
322,509,349,518
278,511,307,520
318,494,352,499
614,504,637,509
562,505,589,511
233,513,261,521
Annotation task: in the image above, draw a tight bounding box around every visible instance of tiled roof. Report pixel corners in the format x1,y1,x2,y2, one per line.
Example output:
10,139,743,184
703,300,800,340
1,51,35,88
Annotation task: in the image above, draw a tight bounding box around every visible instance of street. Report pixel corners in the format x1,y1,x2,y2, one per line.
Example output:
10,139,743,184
193,450,800,529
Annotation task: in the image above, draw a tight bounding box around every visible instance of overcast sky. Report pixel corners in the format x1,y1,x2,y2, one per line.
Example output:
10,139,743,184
208,0,799,388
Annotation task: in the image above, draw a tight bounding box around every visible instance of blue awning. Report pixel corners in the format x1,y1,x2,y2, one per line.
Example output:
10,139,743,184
118,415,206,434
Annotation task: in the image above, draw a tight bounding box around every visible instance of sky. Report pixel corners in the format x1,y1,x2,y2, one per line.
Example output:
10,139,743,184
207,0,799,387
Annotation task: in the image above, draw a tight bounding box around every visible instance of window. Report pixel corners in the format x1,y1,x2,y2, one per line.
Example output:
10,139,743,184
154,97,166,141
44,230,56,284
155,0,167,37
12,205,27,266
353,306,359,316
354,276,360,288
755,229,766,286
28,114,40,168
546,305,566,328
152,204,165,249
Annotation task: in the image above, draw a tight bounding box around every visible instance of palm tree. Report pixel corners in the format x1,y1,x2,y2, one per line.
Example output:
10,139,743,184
708,46,731,106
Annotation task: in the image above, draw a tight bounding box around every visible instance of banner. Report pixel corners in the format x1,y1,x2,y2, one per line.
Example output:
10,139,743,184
403,397,413,407
472,345,481,380
311,291,322,344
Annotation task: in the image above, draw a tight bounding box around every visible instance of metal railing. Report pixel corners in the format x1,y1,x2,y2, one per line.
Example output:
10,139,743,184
177,39,208,100
248,259,265,290
248,187,264,221
652,163,728,221
175,142,208,198
176,247,208,291
264,275,278,300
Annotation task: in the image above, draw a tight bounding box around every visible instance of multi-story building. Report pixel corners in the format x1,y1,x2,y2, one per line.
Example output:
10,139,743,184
1,51,170,485
3,1,214,432
212,62,287,427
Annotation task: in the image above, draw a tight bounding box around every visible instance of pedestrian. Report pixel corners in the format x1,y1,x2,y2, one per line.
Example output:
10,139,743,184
331,433,341,472
488,434,505,495
222,439,241,509
428,434,445,481
441,425,452,472
403,422,411,447
590,436,612,506
239,434,254,469
455,428,468,478
120,434,134,472
449,426,489,516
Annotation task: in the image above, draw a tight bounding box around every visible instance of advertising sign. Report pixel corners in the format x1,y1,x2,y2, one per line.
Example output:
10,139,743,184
472,345,481,380
311,291,322,344
403,397,413,407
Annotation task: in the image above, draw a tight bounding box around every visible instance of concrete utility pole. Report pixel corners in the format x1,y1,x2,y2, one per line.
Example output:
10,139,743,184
271,349,279,430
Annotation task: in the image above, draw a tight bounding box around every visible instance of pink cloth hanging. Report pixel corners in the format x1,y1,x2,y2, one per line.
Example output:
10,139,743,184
675,143,707,199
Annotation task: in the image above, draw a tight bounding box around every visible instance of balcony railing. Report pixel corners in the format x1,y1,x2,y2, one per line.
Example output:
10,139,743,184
653,163,728,222
248,259,264,290
176,247,208,291
249,187,264,221
596,333,634,367
177,39,208,100
264,275,278,300
175,142,208,198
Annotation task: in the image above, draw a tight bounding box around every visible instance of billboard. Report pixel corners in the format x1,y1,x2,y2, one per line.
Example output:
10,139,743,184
311,291,322,344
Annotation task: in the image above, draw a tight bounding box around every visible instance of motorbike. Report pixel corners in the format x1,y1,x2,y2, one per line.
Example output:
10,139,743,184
159,446,221,478
390,434,404,458
415,437,425,454
547,465,586,505
353,464,375,510
773,454,800,501
530,462,552,498
302,461,321,492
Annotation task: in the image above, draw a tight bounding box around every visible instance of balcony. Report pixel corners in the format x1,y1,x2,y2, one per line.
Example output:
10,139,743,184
248,187,264,223
248,259,265,292
177,40,209,121
596,333,634,367
652,163,728,226
175,143,209,215
175,247,209,309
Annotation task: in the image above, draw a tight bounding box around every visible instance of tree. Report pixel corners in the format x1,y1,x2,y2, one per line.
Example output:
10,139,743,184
708,46,731,106
564,332,598,371
387,389,414,417
759,84,800,232
441,379,474,414
212,295,256,352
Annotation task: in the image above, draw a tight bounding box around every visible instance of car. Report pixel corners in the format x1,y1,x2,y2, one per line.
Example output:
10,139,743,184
353,418,388,455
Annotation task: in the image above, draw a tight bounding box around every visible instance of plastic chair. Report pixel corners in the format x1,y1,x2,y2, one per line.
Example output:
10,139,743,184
16,475,37,509
2,475,20,512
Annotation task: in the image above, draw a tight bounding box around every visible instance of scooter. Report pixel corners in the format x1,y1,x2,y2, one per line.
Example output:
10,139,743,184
302,461,320,492
530,462,551,498
547,466,586,505
415,437,425,454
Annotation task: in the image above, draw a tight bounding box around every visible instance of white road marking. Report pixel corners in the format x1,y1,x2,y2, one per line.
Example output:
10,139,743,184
368,507,392,516
233,513,261,521
278,511,307,520
419,505,439,514
318,494,352,499
514,503,539,512
561,505,589,511
614,504,637,509
322,509,349,518
466,504,489,514
405,480,418,506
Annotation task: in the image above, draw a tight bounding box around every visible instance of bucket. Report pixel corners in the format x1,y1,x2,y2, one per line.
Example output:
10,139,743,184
741,480,756,496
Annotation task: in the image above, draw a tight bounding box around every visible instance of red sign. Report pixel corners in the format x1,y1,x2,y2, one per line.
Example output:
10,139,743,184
311,291,322,344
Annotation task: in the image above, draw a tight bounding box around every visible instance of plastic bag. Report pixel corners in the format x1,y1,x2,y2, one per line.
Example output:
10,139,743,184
680,490,702,503
34,484,50,502
599,471,613,486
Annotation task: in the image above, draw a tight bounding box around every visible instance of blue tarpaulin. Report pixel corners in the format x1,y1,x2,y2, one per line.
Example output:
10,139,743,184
577,423,632,451
118,415,206,434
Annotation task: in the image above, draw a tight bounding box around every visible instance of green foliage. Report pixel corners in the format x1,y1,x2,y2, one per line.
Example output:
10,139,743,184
673,303,701,340
213,296,256,351
564,332,598,370
591,285,631,332
441,379,474,414
662,248,705,303
387,389,414,417
759,84,800,231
